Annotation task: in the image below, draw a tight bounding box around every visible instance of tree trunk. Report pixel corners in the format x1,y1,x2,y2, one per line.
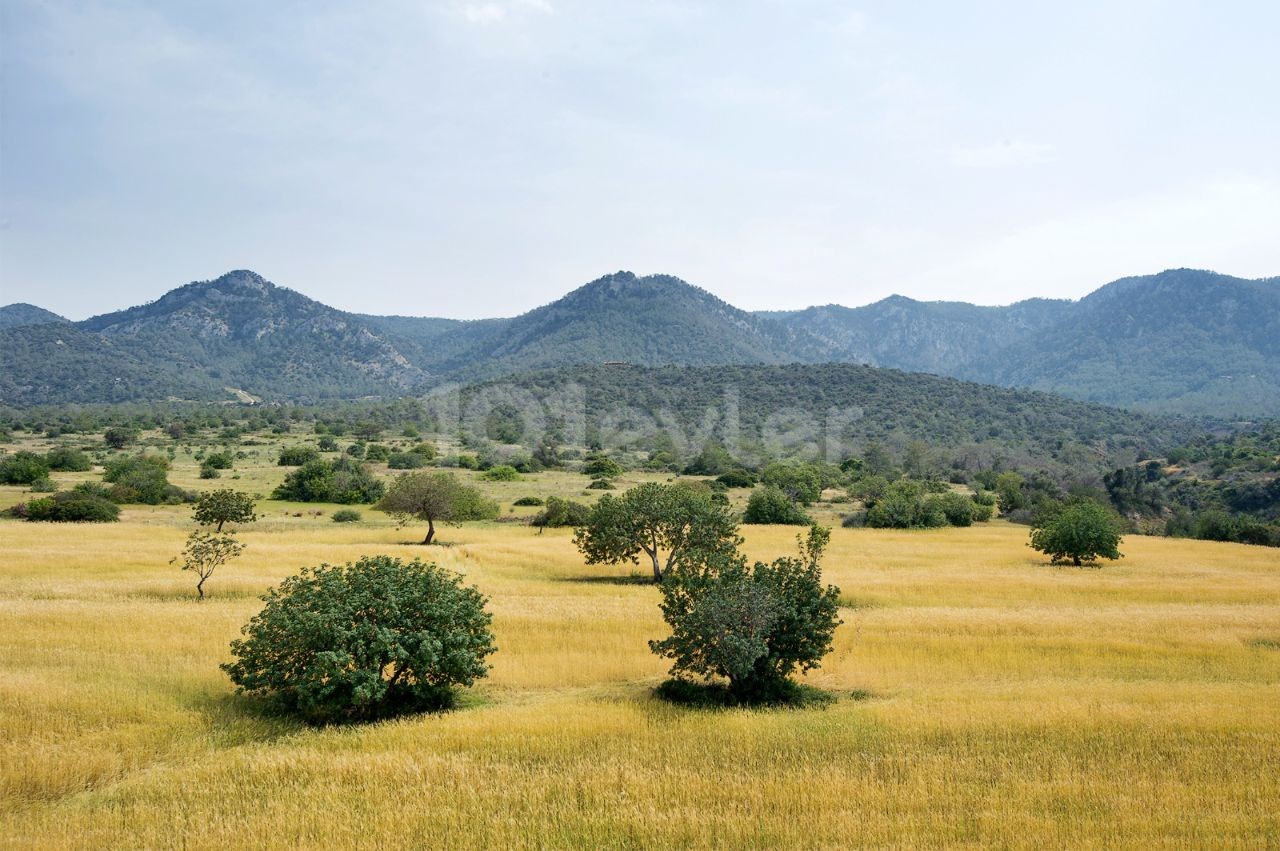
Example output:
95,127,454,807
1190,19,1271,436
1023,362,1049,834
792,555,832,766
649,551,662,583
216,519,225,532
196,577,206,601
422,518,436,545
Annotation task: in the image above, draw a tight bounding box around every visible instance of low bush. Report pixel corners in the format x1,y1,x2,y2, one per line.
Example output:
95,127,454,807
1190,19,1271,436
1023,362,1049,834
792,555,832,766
222,555,496,723
17,490,120,522
742,485,810,525
481,465,520,481
332,508,362,523
513,496,544,507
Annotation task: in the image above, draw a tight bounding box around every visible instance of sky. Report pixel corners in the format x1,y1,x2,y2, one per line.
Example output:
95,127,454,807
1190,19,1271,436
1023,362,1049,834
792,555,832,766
2,0,1278,320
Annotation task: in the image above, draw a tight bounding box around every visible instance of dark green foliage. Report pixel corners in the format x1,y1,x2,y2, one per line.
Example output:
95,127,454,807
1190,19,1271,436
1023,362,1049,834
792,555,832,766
586,478,615,490
1029,500,1124,566
387,451,429,470
203,450,234,470
743,486,811,526
531,496,591,531
715,469,757,489
682,442,736,476
199,464,220,479
222,555,496,723
512,496,544,507
480,465,520,481
760,463,822,505
103,427,135,449
193,489,258,532
277,445,320,466
332,508,362,523
0,451,50,484
651,525,841,703
376,472,499,544
933,491,984,527
582,454,624,480
28,476,57,493
864,480,946,529
17,490,119,522
103,454,184,504
364,443,391,463
44,446,92,472
573,482,742,583
317,436,339,452
272,458,385,505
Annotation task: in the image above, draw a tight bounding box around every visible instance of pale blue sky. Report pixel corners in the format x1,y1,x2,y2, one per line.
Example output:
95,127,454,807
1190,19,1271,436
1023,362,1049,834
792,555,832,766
2,0,1277,319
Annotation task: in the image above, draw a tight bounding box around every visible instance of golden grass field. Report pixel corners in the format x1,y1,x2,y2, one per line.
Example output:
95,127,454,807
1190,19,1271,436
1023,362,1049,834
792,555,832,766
2,442,1279,848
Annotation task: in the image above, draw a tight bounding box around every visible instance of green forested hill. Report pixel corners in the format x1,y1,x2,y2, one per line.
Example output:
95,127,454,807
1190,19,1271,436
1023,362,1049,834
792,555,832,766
0,303,68,330
466,363,1197,475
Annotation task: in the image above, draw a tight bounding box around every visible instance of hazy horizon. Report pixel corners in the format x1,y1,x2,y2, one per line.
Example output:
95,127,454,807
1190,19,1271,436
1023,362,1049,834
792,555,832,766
3,1,1278,319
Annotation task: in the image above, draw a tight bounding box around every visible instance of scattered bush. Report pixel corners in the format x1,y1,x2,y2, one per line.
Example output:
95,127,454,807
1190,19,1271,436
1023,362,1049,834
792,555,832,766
531,496,590,531
44,446,92,472
376,472,499,544
272,458,386,505
864,480,945,529
203,450,234,470
481,465,520,481
364,444,391,463
317,436,340,452
332,508,362,523
513,496,544,506
103,427,136,449
582,455,624,480
29,476,57,493
278,445,321,466
199,463,220,479
715,469,757,489
222,556,496,723
103,454,187,504
16,490,120,523
387,451,429,470
743,485,811,525
760,463,822,506
586,478,615,490
0,451,50,485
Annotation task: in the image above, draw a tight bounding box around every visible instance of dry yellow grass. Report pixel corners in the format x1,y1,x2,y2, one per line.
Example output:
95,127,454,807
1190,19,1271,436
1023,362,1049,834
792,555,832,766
2,496,1279,847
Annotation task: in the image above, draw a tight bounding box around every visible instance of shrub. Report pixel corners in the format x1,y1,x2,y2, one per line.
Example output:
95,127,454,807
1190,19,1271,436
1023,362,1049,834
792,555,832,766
760,463,822,505
481,464,520,481
273,458,385,505
364,444,391,463
277,445,321,466
531,496,590,531
203,450,234,470
586,478,615,490
651,525,841,703
513,496,544,506
387,451,429,470
222,556,496,723
715,469,757,489
865,480,946,529
934,491,980,527
103,427,136,449
332,508,362,523
345,443,366,459
45,446,92,472
29,476,57,493
1029,499,1124,566
103,454,184,504
0,451,50,485
19,490,120,522
582,455,623,480
743,485,811,525
317,436,340,452
199,463,220,479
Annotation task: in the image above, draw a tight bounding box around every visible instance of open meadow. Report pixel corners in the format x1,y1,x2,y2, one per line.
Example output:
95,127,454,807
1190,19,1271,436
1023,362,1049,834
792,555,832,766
3,457,1279,848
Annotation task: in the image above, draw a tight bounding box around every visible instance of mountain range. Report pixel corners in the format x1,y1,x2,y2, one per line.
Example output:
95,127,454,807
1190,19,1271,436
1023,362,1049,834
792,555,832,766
1,267,1276,416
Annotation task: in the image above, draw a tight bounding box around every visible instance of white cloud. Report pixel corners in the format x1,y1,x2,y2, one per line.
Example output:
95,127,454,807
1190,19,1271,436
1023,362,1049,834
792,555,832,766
949,140,1057,168
461,3,506,25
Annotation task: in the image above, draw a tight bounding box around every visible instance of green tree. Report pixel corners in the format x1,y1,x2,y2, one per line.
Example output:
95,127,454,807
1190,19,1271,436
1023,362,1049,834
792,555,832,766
172,530,244,600
103,427,136,450
573,482,741,583
582,454,624,481
277,445,320,466
376,472,499,544
15,490,119,522
760,462,822,505
192,489,258,532
1029,500,1124,566
865,480,945,529
45,446,92,472
650,525,841,702
222,556,496,723
743,485,811,525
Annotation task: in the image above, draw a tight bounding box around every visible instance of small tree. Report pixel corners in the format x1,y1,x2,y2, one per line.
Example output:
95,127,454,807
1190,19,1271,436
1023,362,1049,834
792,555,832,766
1029,500,1123,566
173,531,244,600
650,525,842,702
193,489,258,532
103,427,135,449
760,463,822,505
573,482,741,583
531,496,590,533
222,555,495,723
0,451,50,485
581,454,624,481
376,471,499,544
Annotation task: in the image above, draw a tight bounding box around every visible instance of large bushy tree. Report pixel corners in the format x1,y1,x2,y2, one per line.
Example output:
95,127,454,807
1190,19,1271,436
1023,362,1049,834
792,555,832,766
222,555,496,723
650,525,841,702
573,482,741,583
1029,499,1124,566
